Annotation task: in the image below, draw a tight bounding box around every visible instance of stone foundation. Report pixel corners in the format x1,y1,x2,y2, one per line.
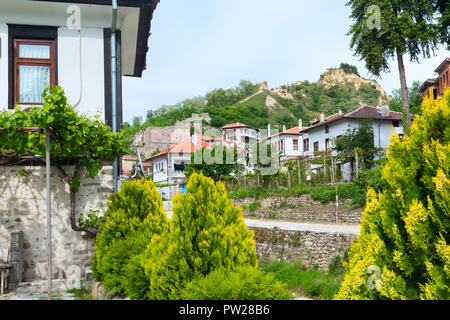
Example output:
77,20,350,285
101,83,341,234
0,165,113,283
234,195,362,224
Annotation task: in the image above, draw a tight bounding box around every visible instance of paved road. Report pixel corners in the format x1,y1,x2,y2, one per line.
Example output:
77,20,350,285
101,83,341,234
165,212,360,235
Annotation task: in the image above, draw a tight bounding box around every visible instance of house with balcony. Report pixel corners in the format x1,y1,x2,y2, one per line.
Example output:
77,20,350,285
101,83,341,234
301,105,404,181
222,122,261,148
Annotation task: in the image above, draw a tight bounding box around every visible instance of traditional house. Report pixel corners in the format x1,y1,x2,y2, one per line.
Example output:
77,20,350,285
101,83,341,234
301,105,404,180
222,123,261,148
419,58,450,99
263,120,309,162
0,0,160,286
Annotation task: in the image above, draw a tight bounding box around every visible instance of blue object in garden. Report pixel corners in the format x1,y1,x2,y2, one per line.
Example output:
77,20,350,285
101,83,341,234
180,184,187,195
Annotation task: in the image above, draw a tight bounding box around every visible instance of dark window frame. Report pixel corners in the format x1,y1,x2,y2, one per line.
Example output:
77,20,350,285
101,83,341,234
8,24,58,109
393,120,400,128
13,39,56,106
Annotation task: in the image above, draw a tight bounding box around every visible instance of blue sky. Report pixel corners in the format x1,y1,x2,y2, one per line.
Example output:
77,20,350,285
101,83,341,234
122,0,449,123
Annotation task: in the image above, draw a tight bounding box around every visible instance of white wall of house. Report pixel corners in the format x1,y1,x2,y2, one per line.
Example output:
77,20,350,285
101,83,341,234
152,153,192,185
0,23,10,108
267,134,303,157
57,27,105,120
304,118,403,157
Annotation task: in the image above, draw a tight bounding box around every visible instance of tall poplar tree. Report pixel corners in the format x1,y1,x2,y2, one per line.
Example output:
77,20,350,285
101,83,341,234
346,0,441,130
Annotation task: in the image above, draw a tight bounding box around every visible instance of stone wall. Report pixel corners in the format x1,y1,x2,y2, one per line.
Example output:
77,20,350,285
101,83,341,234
0,165,113,285
234,195,362,224
251,227,357,271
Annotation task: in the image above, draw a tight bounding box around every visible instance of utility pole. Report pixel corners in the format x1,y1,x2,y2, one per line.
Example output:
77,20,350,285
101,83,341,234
332,153,339,223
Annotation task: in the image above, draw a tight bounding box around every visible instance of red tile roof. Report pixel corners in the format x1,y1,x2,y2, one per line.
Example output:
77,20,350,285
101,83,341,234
150,136,213,159
263,126,309,141
143,162,152,168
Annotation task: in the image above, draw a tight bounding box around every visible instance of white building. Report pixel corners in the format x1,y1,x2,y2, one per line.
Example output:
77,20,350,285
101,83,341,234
301,105,404,180
0,0,159,126
263,120,309,162
222,123,261,148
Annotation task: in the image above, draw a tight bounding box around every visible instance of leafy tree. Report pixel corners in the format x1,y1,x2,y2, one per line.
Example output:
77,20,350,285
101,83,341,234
132,116,143,127
346,0,441,129
335,89,450,300
435,0,449,47
142,173,258,300
333,119,375,168
185,146,240,182
340,62,360,76
389,81,424,116
0,86,125,235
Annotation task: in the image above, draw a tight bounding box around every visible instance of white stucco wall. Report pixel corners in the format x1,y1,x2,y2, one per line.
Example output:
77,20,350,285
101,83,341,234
0,25,105,120
0,23,9,109
57,27,105,120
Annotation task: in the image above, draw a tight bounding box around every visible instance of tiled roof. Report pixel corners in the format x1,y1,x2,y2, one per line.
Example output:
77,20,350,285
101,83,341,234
122,155,138,161
419,78,439,92
302,105,403,132
222,122,257,130
150,136,215,159
435,58,450,73
263,126,309,141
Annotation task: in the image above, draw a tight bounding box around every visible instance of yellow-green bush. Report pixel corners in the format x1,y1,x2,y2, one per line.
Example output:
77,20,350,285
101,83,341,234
335,89,450,300
91,179,169,294
142,172,258,300
179,266,294,300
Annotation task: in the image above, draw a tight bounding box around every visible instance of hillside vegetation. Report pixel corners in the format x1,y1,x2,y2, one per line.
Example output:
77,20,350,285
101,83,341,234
123,65,392,140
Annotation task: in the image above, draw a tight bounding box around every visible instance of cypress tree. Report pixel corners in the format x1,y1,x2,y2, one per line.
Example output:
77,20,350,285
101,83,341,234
336,89,450,300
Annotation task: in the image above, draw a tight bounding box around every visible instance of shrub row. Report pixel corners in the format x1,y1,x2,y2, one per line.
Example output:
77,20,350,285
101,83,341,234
92,174,293,300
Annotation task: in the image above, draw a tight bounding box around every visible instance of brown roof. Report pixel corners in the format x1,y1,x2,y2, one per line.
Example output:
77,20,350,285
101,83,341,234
418,78,439,93
122,155,138,161
302,105,403,132
434,58,450,73
150,135,221,159
222,122,258,130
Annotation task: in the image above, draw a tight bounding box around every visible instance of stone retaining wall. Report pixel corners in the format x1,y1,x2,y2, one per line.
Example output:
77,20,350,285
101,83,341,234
251,227,357,271
0,165,113,284
234,195,362,224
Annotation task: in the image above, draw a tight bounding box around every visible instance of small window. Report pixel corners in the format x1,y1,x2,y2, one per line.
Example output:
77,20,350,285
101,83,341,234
325,126,329,134
325,138,330,151
14,39,56,106
293,139,298,151
393,120,400,128
314,142,319,152
303,138,309,152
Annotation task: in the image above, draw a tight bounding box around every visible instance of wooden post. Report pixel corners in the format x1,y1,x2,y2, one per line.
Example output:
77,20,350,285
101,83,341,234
287,170,292,188
297,159,301,185
355,150,359,178
332,157,339,223
323,153,326,179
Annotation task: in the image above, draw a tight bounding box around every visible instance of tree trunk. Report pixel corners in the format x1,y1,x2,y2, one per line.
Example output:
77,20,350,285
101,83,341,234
57,165,100,236
396,49,412,130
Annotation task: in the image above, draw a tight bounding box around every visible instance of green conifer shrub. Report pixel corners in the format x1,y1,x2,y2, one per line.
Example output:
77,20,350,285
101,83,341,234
142,172,258,300
336,89,450,300
179,266,294,300
91,179,169,293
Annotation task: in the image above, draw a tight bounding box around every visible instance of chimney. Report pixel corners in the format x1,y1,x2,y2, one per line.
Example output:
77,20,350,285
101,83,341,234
320,112,325,123
267,124,271,137
339,109,343,116
299,119,302,133
283,125,286,132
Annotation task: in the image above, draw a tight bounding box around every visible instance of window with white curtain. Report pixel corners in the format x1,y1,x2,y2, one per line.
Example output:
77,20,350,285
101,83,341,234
14,39,55,105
